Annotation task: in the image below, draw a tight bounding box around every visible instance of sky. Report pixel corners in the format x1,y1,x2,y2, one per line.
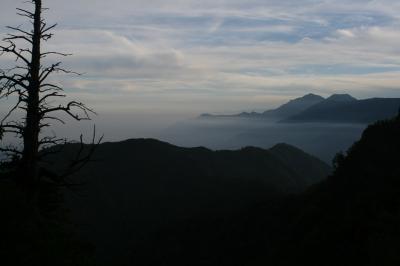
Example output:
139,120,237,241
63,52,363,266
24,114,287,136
1,0,400,139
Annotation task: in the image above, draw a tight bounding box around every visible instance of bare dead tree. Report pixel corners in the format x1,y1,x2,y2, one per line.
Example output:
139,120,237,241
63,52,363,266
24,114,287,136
0,0,101,195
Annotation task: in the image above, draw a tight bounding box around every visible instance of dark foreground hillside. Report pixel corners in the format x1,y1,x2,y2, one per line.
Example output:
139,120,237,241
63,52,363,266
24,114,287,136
1,114,399,266
127,115,400,266
268,114,400,266
141,114,400,266
52,140,329,265
0,180,94,266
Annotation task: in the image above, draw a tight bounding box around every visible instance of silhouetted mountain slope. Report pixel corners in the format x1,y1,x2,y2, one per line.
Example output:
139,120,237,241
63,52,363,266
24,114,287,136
284,97,400,123
57,138,330,194
49,139,329,265
269,143,331,185
200,93,325,119
268,114,400,266
133,115,400,266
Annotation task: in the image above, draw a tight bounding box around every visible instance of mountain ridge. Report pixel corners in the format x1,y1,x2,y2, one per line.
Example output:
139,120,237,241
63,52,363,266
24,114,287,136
284,97,400,123
54,137,330,192
200,93,325,119
200,93,400,124
46,138,331,265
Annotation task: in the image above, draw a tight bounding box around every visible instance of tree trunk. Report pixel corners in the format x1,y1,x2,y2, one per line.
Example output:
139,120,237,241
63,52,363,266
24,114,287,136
21,0,41,193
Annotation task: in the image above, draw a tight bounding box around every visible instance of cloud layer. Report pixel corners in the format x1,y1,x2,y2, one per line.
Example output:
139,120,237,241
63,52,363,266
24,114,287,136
1,0,400,116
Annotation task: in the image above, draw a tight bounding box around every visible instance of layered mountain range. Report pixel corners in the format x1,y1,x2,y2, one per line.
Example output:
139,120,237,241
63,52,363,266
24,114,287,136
201,93,400,123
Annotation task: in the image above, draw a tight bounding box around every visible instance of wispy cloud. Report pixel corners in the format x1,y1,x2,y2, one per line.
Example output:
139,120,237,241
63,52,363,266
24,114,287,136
1,0,400,116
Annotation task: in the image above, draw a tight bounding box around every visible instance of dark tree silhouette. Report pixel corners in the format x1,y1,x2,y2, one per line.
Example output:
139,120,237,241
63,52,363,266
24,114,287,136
0,0,99,196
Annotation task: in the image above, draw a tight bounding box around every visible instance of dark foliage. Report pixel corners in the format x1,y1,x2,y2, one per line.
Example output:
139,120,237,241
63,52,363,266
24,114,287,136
128,114,400,266
45,140,329,265
269,114,400,266
0,178,95,266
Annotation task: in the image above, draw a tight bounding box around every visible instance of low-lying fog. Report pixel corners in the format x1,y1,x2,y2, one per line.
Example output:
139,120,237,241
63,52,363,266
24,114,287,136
159,117,367,164
1,111,367,165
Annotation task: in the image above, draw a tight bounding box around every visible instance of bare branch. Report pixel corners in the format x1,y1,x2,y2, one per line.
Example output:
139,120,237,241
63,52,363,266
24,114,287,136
16,8,34,19
1,98,23,125
39,91,65,103
0,41,31,65
37,143,66,160
0,74,29,90
0,146,23,155
42,116,66,124
40,101,96,121
41,33,53,41
40,83,63,92
4,34,33,44
39,136,67,147
19,48,32,55
39,62,81,83
40,51,71,58
1,124,24,131
6,26,33,37
60,127,103,179
41,23,57,34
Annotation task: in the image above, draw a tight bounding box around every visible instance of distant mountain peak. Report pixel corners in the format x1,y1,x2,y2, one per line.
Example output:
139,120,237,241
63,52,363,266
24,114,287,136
286,93,324,104
283,97,400,124
300,93,325,101
326,94,357,102
261,93,325,117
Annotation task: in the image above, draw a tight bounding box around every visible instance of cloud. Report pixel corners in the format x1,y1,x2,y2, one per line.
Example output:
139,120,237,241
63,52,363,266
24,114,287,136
1,0,400,116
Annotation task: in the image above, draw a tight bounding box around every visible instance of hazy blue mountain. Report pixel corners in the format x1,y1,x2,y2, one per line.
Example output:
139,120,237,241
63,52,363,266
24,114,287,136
291,93,357,114
200,93,325,119
261,93,325,118
201,93,400,124
325,93,357,102
284,97,400,123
